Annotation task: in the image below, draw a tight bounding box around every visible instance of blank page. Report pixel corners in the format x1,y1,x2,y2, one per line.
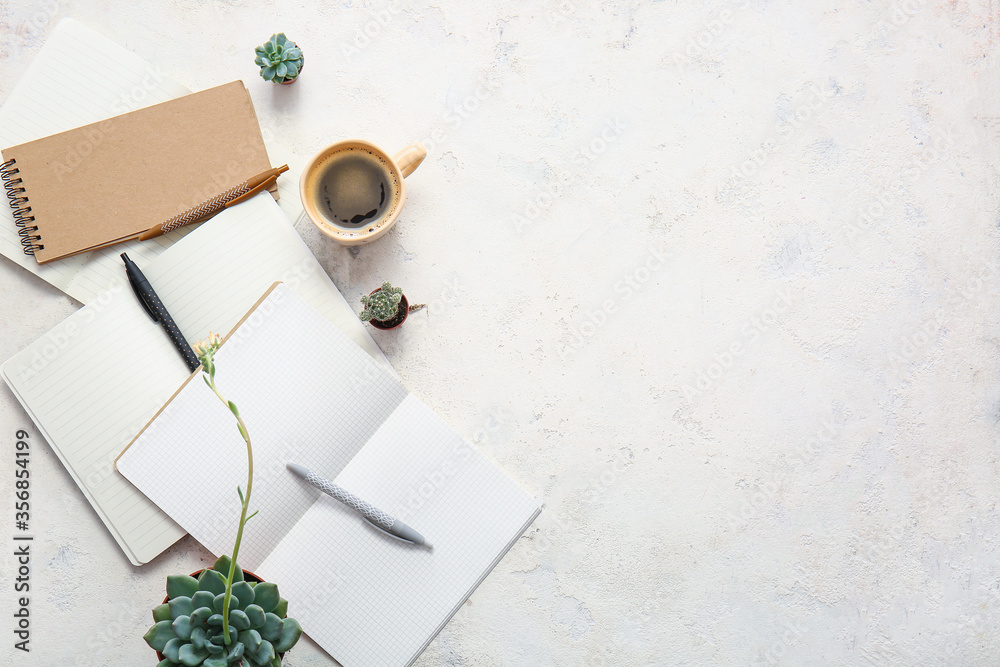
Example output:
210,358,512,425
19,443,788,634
0,19,304,302
3,194,385,564
116,285,540,665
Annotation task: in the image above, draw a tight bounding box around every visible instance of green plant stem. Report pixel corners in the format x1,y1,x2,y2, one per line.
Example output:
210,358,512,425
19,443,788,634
206,375,253,646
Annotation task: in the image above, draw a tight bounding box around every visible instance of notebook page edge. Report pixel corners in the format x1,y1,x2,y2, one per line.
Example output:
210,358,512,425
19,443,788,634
403,505,542,666
2,282,192,564
115,283,280,469
1,358,143,566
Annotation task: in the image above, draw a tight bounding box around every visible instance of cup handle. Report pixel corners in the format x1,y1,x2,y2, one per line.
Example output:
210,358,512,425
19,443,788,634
393,143,427,178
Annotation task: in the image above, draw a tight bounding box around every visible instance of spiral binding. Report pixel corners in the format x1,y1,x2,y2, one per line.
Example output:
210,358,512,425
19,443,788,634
1,159,43,255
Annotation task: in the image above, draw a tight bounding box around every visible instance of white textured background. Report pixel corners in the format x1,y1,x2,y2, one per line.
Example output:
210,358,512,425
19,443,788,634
2,1,1000,665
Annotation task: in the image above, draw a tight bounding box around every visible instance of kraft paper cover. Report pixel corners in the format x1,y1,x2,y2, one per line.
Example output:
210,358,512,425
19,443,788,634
1,80,271,263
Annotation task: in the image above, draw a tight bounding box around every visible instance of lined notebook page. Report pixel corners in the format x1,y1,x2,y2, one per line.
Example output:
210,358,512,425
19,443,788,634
2,194,386,564
0,19,304,303
0,278,191,565
116,285,540,666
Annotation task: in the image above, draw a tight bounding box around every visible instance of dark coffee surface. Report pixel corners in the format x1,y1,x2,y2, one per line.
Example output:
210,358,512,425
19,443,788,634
317,150,398,229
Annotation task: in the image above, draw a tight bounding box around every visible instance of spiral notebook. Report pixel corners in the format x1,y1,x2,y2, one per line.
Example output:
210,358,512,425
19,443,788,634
0,80,271,264
115,283,541,667
0,18,305,302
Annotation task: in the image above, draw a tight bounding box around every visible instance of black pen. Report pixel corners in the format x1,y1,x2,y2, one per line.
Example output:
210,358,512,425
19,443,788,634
121,253,200,372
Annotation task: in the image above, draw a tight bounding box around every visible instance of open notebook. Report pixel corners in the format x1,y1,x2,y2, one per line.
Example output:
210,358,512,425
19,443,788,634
116,283,541,667
1,193,386,565
0,18,304,302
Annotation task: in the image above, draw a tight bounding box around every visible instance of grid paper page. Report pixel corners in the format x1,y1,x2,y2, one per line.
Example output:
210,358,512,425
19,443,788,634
117,283,408,569
2,195,383,564
0,19,305,303
258,394,541,667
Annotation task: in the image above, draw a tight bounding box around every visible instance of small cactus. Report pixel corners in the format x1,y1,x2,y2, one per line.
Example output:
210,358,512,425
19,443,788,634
254,34,303,84
359,282,403,323
144,556,302,667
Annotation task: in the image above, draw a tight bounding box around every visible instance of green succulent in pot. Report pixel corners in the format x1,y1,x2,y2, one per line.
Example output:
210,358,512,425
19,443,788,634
255,33,303,84
359,281,423,330
145,556,301,667
143,332,302,666
358,281,427,330
359,282,403,322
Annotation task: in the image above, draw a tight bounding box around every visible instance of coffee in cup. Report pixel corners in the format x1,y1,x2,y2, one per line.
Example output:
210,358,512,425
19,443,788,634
301,140,425,245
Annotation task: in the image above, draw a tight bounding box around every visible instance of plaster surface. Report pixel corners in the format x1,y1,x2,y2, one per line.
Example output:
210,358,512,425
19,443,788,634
1,1,999,665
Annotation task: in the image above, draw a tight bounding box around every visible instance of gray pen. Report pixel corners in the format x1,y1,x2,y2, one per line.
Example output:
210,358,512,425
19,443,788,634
287,463,432,549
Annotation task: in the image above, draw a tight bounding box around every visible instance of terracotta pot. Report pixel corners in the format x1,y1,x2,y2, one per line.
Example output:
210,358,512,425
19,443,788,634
154,568,286,665
279,55,302,84
367,291,409,330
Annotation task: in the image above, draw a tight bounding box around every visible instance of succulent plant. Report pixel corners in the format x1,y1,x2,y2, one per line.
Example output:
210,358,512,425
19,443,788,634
145,336,301,666
144,555,302,667
359,282,404,323
254,34,303,84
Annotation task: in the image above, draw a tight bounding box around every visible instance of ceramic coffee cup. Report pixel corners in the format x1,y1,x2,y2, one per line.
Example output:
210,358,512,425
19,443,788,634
300,139,425,245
